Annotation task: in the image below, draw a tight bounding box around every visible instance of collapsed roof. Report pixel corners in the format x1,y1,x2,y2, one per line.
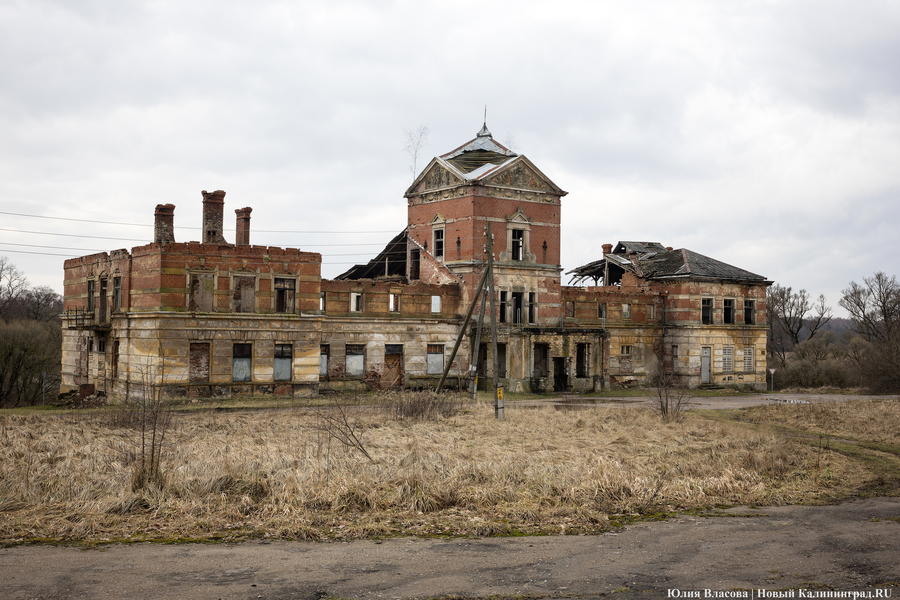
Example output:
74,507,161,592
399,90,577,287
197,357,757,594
335,230,408,280
568,241,770,286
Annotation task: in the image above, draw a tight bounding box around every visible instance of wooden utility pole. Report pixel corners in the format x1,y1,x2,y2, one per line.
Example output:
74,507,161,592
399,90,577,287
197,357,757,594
486,222,503,419
436,265,489,393
469,283,487,398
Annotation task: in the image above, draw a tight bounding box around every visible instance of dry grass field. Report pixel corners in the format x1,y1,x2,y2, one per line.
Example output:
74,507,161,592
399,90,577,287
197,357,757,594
0,393,894,545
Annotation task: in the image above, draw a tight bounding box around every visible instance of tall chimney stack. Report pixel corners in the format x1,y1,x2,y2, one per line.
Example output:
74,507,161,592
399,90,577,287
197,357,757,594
235,207,252,246
154,204,176,243
201,190,227,244
602,243,613,256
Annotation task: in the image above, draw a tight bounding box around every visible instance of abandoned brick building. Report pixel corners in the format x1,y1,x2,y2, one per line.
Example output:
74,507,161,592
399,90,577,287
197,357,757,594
60,125,771,398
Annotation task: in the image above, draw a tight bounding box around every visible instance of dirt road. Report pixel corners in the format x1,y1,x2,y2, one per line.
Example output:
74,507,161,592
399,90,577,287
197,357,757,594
3,498,898,600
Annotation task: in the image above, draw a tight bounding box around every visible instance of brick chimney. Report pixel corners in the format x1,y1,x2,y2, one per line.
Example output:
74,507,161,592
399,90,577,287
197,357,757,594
154,204,176,243
201,190,227,244
235,207,252,246
602,243,613,256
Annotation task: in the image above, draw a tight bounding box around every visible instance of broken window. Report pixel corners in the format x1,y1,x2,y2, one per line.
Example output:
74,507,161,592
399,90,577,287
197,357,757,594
533,343,550,378
431,295,441,314
389,293,400,313
232,276,256,313
275,278,295,313
345,344,365,376
528,292,536,323
319,344,329,376
274,343,292,381
576,343,589,378
724,299,735,324
701,298,713,324
672,344,679,362
190,342,210,382
511,229,525,261
499,291,507,324
565,301,575,318
743,347,754,372
409,249,420,280
351,292,363,312
98,338,106,353
723,346,733,373
744,300,755,325
598,303,606,319
87,279,95,313
622,303,631,320
621,345,632,356
512,292,524,324
433,228,444,259
233,343,252,382
113,277,121,312
99,278,107,322
426,344,444,375
190,273,214,312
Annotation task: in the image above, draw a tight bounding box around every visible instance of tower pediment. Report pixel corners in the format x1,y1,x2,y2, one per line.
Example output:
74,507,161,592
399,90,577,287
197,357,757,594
483,157,564,195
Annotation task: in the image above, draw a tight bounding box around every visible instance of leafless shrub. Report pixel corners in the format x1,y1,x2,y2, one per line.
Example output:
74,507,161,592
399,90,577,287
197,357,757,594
125,362,174,491
316,397,374,463
388,389,462,421
651,370,692,422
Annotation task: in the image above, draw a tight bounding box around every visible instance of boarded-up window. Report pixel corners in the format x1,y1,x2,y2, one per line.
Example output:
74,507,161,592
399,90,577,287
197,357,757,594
190,273,214,312
620,345,633,373
346,344,365,376
319,344,329,376
723,346,733,373
232,343,252,382
743,347,754,372
426,344,444,375
275,278,295,313
384,344,404,388
190,342,210,382
431,295,441,314
533,343,549,378
274,343,292,381
233,276,256,313
576,343,588,378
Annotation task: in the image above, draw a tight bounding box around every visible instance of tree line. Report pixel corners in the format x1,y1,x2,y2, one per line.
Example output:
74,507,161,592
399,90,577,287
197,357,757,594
0,256,63,407
767,272,900,392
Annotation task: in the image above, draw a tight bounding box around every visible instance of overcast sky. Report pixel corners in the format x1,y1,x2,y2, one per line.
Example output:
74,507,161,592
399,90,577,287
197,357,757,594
2,0,898,317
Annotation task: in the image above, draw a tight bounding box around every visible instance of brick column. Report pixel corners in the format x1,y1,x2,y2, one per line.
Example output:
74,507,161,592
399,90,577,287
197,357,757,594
201,190,227,244
235,207,253,246
154,204,176,243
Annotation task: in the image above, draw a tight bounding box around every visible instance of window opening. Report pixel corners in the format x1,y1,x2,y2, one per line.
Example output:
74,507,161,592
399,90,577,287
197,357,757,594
232,276,256,313
274,343,292,381
723,346,734,372
533,343,550,378
426,344,444,375
345,344,365,376
389,293,400,313
233,343,252,382
743,347,754,372
189,342,210,382
319,344,329,376
351,292,363,312
99,278,107,322
724,299,735,324
498,343,507,378
434,229,444,259
113,277,121,311
565,301,575,318
319,291,326,311
702,298,713,324
598,303,606,319
744,300,755,325
499,291,507,324
511,229,524,261
431,295,441,314
622,303,631,320
87,280,95,313
275,278,295,313
409,249,420,280
576,343,589,378
621,345,632,356
528,292,536,323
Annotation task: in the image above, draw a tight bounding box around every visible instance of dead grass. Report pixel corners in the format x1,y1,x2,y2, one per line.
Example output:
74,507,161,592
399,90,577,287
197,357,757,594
0,399,878,545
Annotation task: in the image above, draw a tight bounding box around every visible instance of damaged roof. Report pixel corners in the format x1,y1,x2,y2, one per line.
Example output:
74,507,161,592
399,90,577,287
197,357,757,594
568,242,769,285
334,229,408,280
439,123,518,177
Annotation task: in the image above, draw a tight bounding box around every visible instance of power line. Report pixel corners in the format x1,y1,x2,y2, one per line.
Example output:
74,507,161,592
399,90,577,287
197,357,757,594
0,211,397,234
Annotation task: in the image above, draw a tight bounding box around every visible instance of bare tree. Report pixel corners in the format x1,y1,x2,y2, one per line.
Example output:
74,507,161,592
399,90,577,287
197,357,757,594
0,257,29,320
767,285,832,346
403,125,429,181
14,286,63,322
839,272,900,391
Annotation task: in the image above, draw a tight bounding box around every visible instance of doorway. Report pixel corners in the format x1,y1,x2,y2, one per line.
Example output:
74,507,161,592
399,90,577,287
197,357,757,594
701,346,711,384
553,357,567,392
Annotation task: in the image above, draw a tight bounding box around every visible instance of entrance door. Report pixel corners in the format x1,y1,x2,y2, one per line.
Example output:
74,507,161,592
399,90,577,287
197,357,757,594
384,345,403,389
553,357,567,392
701,347,711,383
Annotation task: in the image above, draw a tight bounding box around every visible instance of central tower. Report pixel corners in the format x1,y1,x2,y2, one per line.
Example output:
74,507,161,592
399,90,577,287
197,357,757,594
404,124,567,324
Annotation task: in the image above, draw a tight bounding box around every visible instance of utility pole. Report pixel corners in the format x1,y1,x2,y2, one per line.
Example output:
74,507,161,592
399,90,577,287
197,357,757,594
486,222,503,419
469,283,487,398
437,265,489,393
